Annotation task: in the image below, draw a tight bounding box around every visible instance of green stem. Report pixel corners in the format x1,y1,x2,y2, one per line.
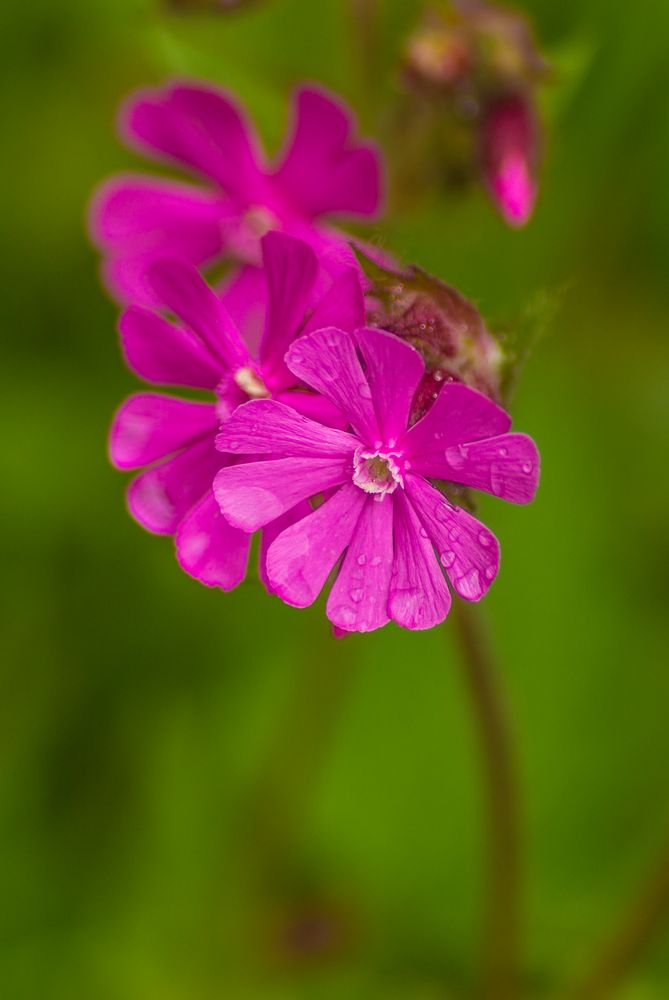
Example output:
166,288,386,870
453,600,523,1000
564,830,669,999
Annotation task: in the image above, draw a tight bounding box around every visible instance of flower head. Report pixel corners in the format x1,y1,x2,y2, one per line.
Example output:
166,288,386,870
89,80,384,304
215,325,539,632
109,232,364,589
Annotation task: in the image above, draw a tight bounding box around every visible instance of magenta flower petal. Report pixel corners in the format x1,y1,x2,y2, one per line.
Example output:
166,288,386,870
127,436,222,535
266,484,367,608
89,174,225,303
258,500,312,594
273,390,346,428
148,258,250,371
402,382,511,467
301,267,365,337
326,493,393,632
258,231,319,382
109,393,217,469
218,264,266,356
175,492,251,590
119,306,220,389
405,475,500,601
356,327,424,442
216,399,357,458
214,456,352,532
274,86,383,219
285,327,379,442
389,490,452,630
122,83,265,199
430,433,540,503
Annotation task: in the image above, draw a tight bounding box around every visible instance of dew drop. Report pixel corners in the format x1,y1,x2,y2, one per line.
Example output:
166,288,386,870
441,550,456,569
484,566,496,581
490,464,506,497
358,381,372,399
458,568,481,600
350,588,364,603
434,505,450,523
333,605,356,626
478,531,491,547
370,555,381,567
419,526,429,539
522,461,533,475
498,447,508,457
445,444,468,469
357,553,367,566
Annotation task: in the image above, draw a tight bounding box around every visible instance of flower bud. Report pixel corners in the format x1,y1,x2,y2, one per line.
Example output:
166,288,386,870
358,250,503,420
400,1,548,226
481,92,538,227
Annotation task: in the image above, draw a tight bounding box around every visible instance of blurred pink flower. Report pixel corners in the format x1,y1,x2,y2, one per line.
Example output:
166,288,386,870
109,232,364,589
215,325,539,632
89,81,384,304
481,93,538,227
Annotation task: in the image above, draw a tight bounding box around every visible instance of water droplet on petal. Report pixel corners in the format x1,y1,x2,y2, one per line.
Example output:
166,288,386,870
350,588,364,603
370,555,381,567
445,444,468,470
434,505,449,523
419,526,429,539
490,464,506,496
358,381,372,399
333,605,356,626
478,531,491,547
458,568,482,600
357,554,367,566
484,566,496,581
522,461,533,475
441,550,456,569
498,447,508,457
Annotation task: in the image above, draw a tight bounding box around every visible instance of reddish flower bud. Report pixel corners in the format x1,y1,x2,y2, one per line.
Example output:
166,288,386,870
481,93,538,227
358,250,503,420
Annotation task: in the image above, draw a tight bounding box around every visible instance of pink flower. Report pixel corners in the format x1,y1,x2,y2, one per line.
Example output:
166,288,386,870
109,232,364,589
215,326,540,632
481,94,539,227
89,80,384,304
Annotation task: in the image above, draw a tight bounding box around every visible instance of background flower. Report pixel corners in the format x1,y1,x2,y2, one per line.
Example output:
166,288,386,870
89,80,384,304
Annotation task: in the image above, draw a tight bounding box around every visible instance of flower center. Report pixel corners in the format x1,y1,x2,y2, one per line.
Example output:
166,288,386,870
352,447,404,496
242,205,279,239
234,366,270,399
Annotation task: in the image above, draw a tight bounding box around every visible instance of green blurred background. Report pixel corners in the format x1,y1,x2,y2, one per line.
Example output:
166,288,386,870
1,0,669,996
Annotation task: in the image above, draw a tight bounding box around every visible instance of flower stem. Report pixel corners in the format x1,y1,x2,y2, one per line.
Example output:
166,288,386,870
452,600,523,1000
564,829,669,999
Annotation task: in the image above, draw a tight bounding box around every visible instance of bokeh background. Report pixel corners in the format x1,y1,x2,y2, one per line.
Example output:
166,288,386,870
2,0,669,996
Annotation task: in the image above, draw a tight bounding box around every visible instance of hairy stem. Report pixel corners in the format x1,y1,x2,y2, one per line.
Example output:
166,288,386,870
564,830,669,999
453,600,523,1000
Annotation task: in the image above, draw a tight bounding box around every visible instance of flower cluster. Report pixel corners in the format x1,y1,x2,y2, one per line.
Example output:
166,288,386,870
401,0,549,226
93,76,540,633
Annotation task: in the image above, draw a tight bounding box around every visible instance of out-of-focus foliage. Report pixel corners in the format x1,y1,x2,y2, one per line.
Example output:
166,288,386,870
1,0,669,997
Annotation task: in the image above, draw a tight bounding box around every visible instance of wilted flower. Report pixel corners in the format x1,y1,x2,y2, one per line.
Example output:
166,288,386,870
215,325,539,632
109,232,364,589
89,81,383,304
